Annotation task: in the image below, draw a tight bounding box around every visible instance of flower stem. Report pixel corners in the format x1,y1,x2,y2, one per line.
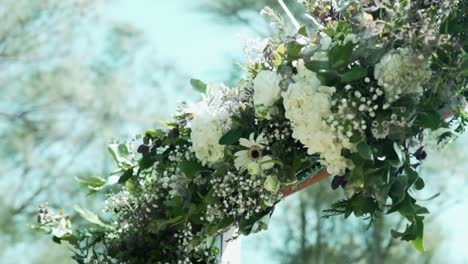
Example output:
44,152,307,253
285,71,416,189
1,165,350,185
277,0,300,30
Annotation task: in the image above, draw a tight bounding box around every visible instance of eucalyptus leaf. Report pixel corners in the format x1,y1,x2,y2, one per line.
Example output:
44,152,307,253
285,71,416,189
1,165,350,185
108,144,132,167
74,206,111,230
190,78,207,93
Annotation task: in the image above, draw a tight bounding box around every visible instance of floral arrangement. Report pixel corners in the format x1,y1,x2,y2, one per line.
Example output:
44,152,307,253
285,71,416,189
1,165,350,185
37,0,467,263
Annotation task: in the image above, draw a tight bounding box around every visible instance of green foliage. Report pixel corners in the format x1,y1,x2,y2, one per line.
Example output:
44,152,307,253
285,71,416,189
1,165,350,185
357,141,373,161
75,176,107,195
37,0,468,262
74,206,112,230
190,78,207,93
179,160,205,178
218,127,244,145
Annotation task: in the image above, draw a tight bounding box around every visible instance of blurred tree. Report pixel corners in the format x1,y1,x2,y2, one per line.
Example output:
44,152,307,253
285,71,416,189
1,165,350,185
0,0,190,263
201,0,307,37
271,181,439,264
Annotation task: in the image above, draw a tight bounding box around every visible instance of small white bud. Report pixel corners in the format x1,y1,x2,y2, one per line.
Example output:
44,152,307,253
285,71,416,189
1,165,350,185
247,162,261,176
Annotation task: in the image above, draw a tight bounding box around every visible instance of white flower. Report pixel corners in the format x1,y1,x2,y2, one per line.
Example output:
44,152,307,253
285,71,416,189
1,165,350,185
264,175,280,193
282,62,353,175
374,48,431,102
190,101,228,166
51,217,72,238
253,70,282,108
234,133,274,171
247,162,261,176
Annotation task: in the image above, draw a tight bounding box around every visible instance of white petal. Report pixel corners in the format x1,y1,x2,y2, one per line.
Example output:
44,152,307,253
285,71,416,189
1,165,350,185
234,156,249,170
256,133,267,145
234,150,249,157
239,138,254,148
260,156,275,170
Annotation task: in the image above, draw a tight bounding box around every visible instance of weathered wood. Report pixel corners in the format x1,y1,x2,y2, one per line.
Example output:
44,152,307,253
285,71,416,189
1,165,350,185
281,169,331,198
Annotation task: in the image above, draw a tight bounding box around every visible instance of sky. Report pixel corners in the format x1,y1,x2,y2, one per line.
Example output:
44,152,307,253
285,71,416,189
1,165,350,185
106,1,468,263
107,0,250,83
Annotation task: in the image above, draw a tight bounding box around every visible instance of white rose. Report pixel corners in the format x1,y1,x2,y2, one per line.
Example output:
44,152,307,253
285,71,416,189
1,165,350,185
190,102,227,166
253,70,282,108
264,175,280,193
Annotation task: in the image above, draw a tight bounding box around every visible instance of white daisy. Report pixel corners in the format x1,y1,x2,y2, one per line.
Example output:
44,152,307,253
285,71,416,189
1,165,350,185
234,133,274,172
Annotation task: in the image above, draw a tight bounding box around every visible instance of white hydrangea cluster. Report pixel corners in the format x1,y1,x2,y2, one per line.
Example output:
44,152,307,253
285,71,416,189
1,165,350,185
374,48,432,102
190,100,230,166
282,61,352,175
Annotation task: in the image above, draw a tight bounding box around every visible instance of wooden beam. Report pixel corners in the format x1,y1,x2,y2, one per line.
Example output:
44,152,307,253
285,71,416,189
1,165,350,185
281,169,331,198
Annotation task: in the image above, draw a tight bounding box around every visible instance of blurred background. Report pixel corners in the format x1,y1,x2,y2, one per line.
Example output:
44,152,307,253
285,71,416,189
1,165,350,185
0,0,467,263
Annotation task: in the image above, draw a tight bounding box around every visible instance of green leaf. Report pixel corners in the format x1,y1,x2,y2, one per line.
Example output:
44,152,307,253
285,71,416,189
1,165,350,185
304,60,330,72
139,155,155,170
357,141,373,161
297,25,308,37
349,133,362,144
179,160,205,178
349,194,377,217
74,206,111,229
75,176,106,189
336,21,352,33
461,68,468,77
75,175,107,195
322,28,335,37
412,219,425,252
52,236,62,244
277,166,295,182
286,41,303,61
414,178,425,190
412,237,425,252
218,128,243,145
341,66,367,82
347,165,364,189
190,79,207,93
328,42,354,69
144,129,165,140
420,192,440,202
108,143,132,167
239,210,273,235
393,142,406,166
417,111,444,130
118,168,134,184
317,71,341,85
391,229,403,238
250,214,271,233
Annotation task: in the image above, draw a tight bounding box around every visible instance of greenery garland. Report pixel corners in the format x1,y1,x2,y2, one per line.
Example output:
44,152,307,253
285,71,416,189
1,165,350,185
37,0,467,263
